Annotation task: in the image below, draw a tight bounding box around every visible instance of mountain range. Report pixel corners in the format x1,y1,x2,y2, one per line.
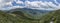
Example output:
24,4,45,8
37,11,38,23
0,8,60,23
6,8,52,19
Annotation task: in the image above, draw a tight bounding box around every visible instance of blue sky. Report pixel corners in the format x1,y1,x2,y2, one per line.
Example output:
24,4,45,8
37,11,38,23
12,0,60,6
0,0,60,10
57,0,60,3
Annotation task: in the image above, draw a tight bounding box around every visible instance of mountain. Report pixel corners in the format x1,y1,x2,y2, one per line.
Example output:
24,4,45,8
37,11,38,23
7,8,52,19
7,8,51,13
0,8,60,23
0,10,40,23
39,9,60,23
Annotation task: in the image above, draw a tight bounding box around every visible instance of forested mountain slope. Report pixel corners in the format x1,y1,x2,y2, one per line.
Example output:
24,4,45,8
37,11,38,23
0,9,60,23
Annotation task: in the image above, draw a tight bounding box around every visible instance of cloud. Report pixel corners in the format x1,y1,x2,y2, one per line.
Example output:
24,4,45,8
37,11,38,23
0,0,25,10
0,6,24,10
16,1,24,4
14,0,24,4
54,0,59,4
24,1,60,10
0,0,14,8
0,0,60,10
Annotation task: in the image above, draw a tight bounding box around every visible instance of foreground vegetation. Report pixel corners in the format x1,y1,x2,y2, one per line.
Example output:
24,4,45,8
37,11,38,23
0,9,60,23
0,10,39,23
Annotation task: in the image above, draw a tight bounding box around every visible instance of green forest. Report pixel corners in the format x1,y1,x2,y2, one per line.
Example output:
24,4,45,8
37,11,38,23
0,9,60,23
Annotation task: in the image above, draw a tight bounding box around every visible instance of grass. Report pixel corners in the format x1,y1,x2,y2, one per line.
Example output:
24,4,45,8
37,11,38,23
0,9,60,23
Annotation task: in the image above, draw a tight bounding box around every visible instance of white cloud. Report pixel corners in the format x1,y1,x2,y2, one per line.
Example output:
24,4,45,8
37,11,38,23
0,0,24,8
54,0,59,4
24,1,60,10
15,0,24,4
16,1,23,4
0,0,25,10
0,0,13,8
0,6,24,10
0,0,60,11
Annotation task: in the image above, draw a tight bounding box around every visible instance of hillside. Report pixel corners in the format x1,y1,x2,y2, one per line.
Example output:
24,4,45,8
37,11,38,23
0,9,60,23
7,8,51,19
39,9,60,23
0,10,40,23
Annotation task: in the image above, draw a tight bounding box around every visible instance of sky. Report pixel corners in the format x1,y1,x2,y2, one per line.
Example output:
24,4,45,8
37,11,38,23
0,0,60,10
